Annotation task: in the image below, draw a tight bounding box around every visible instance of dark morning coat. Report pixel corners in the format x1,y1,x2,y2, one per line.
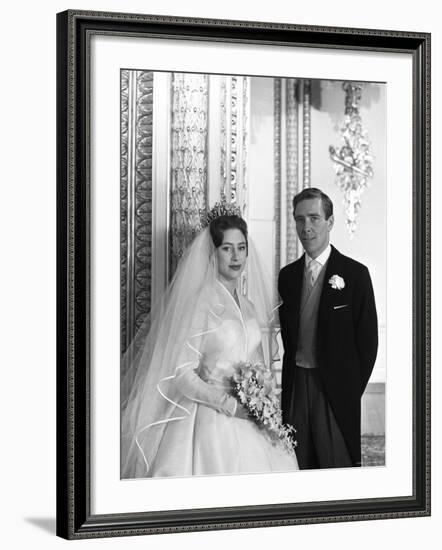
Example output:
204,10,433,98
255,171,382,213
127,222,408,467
278,245,378,466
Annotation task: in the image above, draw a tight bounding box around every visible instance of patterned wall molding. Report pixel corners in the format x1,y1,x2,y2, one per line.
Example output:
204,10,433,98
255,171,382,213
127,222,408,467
286,79,299,263
218,75,250,296
170,73,208,275
302,79,312,189
121,70,129,355
120,70,153,357
220,77,228,202
274,78,282,285
219,76,249,212
274,78,300,269
240,77,249,213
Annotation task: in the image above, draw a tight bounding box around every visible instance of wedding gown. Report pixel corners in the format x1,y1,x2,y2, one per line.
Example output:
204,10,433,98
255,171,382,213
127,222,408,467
146,280,299,478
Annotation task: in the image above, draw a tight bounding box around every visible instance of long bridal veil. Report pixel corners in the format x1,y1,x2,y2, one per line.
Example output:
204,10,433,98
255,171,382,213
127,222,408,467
121,226,279,478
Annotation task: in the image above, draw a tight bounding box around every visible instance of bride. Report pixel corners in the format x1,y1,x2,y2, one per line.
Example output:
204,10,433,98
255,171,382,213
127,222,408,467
121,203,299,478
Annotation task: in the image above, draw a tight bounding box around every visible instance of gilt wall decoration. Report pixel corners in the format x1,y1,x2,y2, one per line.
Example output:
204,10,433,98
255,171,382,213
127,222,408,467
329,82,374,237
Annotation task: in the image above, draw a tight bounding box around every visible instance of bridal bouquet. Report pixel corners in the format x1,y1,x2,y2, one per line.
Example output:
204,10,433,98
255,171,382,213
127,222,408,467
232,362,297,457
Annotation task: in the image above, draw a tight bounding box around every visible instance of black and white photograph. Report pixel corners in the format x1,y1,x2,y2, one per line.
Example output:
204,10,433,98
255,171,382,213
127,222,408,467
120,71,386,479
53,7,431,542
3,0,440,547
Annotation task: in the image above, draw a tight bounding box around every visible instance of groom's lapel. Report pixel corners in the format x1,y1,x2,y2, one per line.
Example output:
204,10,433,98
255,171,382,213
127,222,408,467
318,245,343,322
289,255,305,318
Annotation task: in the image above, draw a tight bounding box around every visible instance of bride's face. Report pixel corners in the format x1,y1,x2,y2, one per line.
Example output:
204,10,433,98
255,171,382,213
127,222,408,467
216,228,247,283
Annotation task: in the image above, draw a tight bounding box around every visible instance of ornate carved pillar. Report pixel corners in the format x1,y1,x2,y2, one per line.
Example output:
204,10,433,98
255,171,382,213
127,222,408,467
220,77,228,202
274,78,282,280
170,73,208,275
120,70,153,356
286,79,299,263
274,78,312,267
220,76,250,296
302,79,312,189
220,76,249,212
274,78,300,267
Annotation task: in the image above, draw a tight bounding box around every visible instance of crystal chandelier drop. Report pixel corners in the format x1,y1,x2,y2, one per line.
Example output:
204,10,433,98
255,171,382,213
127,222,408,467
329,82,374,238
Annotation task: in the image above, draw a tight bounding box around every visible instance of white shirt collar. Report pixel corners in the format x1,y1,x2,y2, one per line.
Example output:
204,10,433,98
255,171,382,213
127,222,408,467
305,244,331,268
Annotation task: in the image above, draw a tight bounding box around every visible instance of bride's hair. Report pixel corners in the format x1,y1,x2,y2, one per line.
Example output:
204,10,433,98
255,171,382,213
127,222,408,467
209,215,248,249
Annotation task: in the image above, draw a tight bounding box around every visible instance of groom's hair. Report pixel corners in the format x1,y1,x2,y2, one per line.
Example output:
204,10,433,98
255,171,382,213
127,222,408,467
292,188,334,220
210,215,248,250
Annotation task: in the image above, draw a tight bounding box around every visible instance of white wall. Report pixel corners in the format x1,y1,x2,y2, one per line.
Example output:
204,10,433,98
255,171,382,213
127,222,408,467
1,1,439,549
248,76,277,279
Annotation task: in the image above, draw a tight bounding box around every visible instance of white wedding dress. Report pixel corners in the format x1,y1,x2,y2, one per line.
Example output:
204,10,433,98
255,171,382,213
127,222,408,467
146,281,299,478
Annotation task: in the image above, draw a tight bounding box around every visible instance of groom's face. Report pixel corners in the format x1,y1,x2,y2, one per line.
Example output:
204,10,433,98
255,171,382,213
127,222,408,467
294,198,334,259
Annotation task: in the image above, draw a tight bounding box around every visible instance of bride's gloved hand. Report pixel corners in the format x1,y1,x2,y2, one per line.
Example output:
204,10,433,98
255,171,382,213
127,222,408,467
233,402,254,420
175,367,247,417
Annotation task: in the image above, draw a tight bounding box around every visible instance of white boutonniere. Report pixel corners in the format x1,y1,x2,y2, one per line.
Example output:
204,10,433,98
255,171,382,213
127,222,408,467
329,274,345,290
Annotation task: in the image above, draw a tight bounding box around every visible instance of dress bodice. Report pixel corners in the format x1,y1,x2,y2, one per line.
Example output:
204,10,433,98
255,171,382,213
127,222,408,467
196,282,262,388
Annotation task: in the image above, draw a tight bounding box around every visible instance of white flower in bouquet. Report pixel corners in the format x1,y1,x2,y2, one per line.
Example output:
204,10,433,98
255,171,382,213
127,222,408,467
232,362,297,457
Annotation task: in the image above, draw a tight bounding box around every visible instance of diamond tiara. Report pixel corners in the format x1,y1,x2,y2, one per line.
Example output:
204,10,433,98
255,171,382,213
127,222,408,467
200,201,243,228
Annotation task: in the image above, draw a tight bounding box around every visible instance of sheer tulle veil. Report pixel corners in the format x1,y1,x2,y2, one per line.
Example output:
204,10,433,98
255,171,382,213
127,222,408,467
121,225,279,479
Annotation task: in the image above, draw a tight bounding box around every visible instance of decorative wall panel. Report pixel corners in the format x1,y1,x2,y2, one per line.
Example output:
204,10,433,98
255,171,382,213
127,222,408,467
229,76,239,204
220,77,228,202
170,73,208,275
121,71,129,356
329,82,374,237
302,80,312,189
218,76,250,296
286,79,299,263
274,78,310,267
219,76,249,213
274,79,282,281
239,77,249,212
120,70,153,357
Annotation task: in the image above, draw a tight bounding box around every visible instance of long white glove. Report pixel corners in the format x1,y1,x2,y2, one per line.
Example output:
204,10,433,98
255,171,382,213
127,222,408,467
175,367,238,416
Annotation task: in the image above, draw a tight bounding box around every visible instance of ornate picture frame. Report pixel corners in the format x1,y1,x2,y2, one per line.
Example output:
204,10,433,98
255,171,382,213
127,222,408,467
56,9,430,539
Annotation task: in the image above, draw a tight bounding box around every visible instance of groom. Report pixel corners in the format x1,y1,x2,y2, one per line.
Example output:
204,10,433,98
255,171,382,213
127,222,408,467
278,187,378,469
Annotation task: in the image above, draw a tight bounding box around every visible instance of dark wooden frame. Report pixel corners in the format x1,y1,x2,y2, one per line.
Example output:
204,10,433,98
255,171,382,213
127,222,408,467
56,9,431,540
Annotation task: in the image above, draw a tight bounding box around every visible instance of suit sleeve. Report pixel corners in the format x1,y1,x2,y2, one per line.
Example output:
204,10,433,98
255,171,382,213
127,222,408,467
354,266,378,394
277,270,284,301
277,270,288,351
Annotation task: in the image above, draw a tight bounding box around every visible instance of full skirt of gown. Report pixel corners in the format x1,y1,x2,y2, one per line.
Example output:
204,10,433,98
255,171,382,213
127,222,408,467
148,282,299,478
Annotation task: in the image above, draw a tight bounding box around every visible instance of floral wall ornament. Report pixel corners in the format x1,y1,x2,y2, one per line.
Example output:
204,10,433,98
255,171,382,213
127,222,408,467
329,82,374,238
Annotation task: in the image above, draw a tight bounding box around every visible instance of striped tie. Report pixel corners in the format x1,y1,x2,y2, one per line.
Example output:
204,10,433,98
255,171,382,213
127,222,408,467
306,259,320,292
